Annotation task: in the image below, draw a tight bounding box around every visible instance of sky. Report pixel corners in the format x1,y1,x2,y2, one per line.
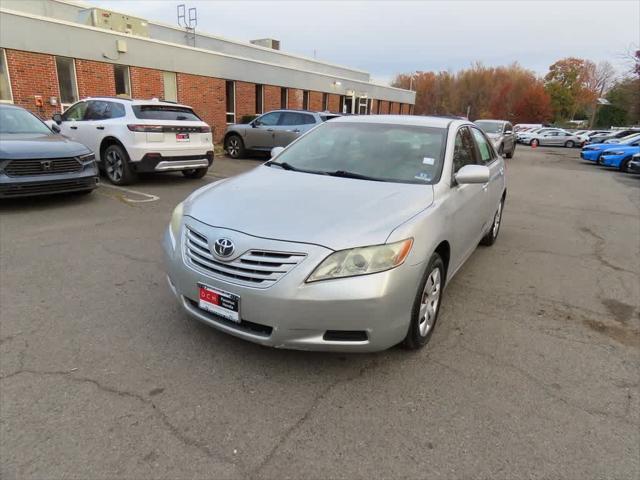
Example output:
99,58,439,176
86,0,639,85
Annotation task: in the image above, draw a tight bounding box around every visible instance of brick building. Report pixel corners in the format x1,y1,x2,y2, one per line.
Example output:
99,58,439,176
0,0,415,143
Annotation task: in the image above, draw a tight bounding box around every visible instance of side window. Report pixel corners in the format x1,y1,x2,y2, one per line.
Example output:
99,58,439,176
62,101,87,121
452,127,477,173
505,123,512,133
302,114,316,125
108,102,126,119
280,112,305,126
256,112,280,126
84,101,109,120
471,127,494,164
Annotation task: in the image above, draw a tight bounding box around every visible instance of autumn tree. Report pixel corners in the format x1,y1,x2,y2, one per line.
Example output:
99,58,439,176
544,57,601,122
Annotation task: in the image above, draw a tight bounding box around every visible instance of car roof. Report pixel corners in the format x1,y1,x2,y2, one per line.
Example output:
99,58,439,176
0,103,24,111
84,97,193,109
475,119,508,123
331,115,458,129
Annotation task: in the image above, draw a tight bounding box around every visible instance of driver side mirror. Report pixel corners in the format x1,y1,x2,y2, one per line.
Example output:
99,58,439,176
252,119,261,128
270,146,284,158
454,164,490,185
50,123,61,134
52,113,62,125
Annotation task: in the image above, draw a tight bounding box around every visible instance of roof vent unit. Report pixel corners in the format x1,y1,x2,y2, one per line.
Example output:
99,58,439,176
250,38,281,50
79,8,149,37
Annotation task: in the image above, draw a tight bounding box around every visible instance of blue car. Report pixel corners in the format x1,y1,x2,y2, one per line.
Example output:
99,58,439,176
580,133,640,163
600,143,640,171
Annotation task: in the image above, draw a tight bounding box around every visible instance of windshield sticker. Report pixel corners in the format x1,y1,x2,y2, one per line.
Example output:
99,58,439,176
414,172,432,182
422,157,435,165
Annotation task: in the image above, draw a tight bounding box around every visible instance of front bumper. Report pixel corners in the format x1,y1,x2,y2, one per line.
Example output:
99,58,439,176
580,150,602,162
130,151,214,173
600,154,625,168
0,162,99,198
163,219,424,352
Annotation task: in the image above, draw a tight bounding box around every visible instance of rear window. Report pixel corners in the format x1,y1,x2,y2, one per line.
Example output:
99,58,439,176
320,115,340,122
132,105,201,121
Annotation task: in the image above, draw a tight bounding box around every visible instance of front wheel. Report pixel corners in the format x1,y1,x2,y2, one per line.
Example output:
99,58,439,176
505,144,515,159
402,253,445,350
564,140,575,148
182,167,208,179
480,198,504,246
225,135,245,159
620,157,632,173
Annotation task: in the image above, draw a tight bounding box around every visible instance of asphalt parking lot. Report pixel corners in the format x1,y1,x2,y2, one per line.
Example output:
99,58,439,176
1,146,639,479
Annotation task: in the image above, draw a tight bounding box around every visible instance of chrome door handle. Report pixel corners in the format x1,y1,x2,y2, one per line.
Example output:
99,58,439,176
96,126,105,130
267,129,274,132
70,126,78,130
292,129,301,133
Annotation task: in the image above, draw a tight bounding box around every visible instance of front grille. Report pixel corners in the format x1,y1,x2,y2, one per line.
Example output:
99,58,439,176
184,226,306,288
4,157,82,177
0,178,95,197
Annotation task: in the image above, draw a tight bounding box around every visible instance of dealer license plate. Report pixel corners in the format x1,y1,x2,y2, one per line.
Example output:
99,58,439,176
176,133,190,142
198,284,240,323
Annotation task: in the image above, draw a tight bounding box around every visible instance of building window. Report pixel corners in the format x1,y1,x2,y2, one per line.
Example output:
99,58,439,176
376,100,381,114
163,71,177,102
226,80,235,123
114,65,131,97
322,93,328,111
302,90,309,110
280,87,287,109
339,95,345,114
255,84,263,114
389,102,394,114
0,48,12,103
55,56,78,107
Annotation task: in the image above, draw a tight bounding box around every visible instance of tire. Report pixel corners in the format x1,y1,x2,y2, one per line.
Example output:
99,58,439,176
480,198,504,246
225,135,245,159
564,140,575,148
103,143,137,186
505,144,515,159
402,253,445,350
530,139,539,147
182,167,208,179
498,144,504,156
620,157,632,173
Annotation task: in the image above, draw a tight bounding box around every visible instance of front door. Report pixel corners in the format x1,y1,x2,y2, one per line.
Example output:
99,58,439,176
470,126,505,225
245,111,280,149
57,101,88,143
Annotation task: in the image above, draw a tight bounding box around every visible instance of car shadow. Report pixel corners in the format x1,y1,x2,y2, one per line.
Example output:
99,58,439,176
0,190,97,213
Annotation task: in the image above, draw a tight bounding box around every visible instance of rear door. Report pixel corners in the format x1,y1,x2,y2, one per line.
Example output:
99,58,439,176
273,112,314,147
245,111,280,149
471,127,504,223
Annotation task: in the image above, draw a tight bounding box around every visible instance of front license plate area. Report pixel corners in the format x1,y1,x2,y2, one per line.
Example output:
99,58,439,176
198,283,240,323
176,133,190,142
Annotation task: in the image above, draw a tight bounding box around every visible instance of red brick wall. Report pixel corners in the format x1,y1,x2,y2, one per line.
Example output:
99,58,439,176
264,85,280,112
287,88,303,109
177,72,226,142
328,94,340,113
130,66,163,99
5,49,59,119
390,102,400,114
75,59,115,98
235,81,256,120
309,91,323,111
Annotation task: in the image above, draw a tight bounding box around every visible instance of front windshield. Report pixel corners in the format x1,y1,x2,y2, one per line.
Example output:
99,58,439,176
271,122,447,184
620,133,640,144
0,108,51,134
475,121,503,134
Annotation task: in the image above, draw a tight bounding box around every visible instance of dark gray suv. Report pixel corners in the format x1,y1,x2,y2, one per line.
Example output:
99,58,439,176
224,110,340,158
475,120,516,158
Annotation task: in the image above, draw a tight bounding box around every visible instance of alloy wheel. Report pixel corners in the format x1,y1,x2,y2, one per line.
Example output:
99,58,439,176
227,138,239,157
105,149,123,182
418,267,441,336
492,201,503,238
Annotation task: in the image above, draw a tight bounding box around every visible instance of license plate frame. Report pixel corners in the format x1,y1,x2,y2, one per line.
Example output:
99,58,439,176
197,283,240,323
176,133,190,142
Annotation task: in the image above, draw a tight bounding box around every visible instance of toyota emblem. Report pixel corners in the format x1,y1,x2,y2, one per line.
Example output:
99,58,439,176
213,238,235,257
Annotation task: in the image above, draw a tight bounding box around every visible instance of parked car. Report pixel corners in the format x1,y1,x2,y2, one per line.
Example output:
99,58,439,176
223,110,340,159
0,104,98,198
50,97,214,185
517,127,561,143
474,119,516,158
627,153,640,174
580,133,640,163
575,130,611,145
164,115,506,352
599,143,640,171
528,130,580,147
587,129,640,144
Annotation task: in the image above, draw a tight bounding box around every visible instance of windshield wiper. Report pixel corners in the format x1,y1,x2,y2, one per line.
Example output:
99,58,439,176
327,170,387,182
265,160,298,171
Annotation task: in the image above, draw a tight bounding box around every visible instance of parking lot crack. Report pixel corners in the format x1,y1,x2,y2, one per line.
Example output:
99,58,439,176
578,226,636,275
102,245,161,266
250,359,379,478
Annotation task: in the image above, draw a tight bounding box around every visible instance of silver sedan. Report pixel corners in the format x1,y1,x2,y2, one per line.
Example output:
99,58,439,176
164,115,506,352
528,130,582,147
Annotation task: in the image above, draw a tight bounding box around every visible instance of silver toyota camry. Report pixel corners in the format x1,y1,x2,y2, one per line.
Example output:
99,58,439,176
163,115,506,352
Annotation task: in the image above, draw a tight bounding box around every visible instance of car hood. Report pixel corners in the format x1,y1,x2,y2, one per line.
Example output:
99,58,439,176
603,145,640,153
0,133,90,159
185,166,434,251
585,142,619,150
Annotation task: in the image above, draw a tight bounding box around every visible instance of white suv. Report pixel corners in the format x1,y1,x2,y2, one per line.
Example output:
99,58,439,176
51,98,214,185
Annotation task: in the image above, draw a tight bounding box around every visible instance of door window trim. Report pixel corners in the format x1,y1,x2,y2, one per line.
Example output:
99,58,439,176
470,126,498,165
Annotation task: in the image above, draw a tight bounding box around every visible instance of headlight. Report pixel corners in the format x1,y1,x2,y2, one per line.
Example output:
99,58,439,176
170,202,184,244
78,153,95,163
306,238,413,283
606,151,625,155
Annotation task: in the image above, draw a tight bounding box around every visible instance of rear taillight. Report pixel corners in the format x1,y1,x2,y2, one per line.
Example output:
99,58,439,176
201,125,212,133
127,124,164,133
